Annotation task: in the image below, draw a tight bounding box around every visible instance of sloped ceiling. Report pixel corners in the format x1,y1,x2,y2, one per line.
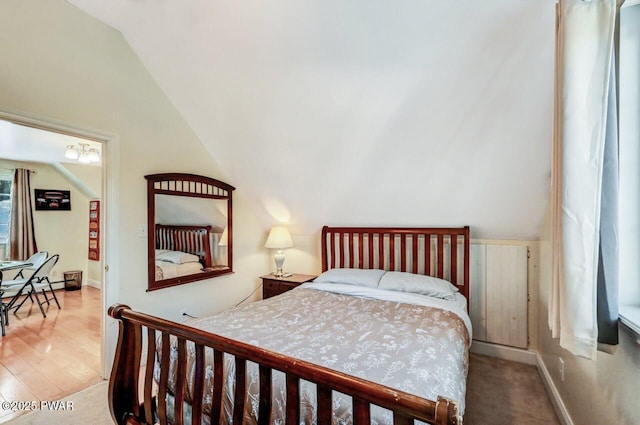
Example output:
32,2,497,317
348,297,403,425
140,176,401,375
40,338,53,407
67,0,555,240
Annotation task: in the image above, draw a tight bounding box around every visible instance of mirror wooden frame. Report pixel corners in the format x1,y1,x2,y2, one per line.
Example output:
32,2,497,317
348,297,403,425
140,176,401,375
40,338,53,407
146,173,235,291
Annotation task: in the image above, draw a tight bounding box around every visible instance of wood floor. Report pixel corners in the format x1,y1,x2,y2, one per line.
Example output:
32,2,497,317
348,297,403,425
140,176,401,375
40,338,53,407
0,287,102,424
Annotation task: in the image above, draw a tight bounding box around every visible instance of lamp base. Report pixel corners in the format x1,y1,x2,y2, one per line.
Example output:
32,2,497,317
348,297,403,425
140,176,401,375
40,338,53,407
272,250,290,278
272,270,292,278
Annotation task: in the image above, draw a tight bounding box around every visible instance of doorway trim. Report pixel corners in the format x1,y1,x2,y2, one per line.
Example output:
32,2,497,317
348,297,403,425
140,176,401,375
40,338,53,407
0,106,119,379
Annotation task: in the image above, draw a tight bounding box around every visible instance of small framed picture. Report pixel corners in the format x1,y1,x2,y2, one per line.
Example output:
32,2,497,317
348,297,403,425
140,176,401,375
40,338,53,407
34,189,71,211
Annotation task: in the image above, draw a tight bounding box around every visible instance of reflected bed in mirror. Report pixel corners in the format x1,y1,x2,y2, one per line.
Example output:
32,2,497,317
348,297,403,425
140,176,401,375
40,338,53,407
146,173,235,291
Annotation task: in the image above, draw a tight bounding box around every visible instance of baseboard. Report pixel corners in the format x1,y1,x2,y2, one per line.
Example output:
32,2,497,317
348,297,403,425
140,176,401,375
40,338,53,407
50,282,66,291
86,279,101,289
536,353,574,425
470,340,537,365
44,280,101,290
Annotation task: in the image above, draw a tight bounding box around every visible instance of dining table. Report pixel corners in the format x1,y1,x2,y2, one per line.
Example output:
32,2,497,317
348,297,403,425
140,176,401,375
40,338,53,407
0,260,32,336
0,260,32,279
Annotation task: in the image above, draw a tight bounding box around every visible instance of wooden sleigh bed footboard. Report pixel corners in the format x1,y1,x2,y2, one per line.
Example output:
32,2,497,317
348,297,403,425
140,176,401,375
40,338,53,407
108,303,460,425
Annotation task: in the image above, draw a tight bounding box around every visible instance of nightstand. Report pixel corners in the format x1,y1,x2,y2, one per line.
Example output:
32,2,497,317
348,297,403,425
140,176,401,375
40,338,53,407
261,273,316,299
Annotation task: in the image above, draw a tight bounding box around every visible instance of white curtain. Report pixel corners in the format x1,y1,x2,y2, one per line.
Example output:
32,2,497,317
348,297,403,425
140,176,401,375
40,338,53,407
549,0,617,359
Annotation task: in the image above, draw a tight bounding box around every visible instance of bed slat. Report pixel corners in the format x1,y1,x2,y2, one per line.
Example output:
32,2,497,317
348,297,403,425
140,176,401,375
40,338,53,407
258,365,272,425
378,234,384,269
412,236,418,274
354,398,371,424
451,236,458,285
234,357,246,424
339,232,345,268
390,234,395,271
400,234,407,271
191,344,205,425
174,338,187,425
394,415,412,425
437,234,444,279
143,328,155,424
317,385,332,424
158,333,170,425
210,349,224,424
425,235,432,275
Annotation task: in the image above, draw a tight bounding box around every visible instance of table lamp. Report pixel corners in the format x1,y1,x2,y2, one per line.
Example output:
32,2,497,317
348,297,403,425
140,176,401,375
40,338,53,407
264,226,293,277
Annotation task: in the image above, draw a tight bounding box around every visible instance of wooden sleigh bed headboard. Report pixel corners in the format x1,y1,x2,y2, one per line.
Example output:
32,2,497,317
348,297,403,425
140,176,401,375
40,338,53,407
155,224,213,268
321,226,471,305
109,225,471,425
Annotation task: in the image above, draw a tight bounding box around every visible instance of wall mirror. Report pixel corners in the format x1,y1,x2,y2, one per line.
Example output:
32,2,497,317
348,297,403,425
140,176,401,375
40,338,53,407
146,173,234,291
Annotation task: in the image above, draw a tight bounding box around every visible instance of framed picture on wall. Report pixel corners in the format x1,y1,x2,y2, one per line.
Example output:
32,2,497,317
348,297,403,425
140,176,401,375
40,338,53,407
88,199,100,261
34,189,71,211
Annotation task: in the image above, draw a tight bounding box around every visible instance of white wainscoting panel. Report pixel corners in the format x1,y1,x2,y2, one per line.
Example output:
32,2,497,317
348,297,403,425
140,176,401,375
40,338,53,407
470,243,528,349
470,245,487,341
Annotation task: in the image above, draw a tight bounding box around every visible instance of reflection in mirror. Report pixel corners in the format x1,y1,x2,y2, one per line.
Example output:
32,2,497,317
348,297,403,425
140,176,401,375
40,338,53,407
146,173,235,291
155,195,228,268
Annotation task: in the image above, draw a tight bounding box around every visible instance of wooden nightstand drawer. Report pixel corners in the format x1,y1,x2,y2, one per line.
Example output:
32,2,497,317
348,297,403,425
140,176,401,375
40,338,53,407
261,274,316,299
279,282,298,292
263,280,280,293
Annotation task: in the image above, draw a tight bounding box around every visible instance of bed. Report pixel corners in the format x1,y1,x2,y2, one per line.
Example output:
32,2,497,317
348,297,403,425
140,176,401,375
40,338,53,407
109,225,471,425
154,224,212,280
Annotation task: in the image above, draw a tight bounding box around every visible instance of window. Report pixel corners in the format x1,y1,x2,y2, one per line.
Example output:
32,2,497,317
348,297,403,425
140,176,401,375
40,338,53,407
618,2,640,333
0,174,12,260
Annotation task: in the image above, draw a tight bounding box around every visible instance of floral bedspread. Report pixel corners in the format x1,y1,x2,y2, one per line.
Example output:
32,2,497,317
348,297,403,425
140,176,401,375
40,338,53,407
157,286,470,424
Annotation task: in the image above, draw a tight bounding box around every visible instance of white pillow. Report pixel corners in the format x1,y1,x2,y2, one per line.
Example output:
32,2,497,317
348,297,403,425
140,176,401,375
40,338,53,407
314,268,386,288
156,250,201,265
378,271,459,300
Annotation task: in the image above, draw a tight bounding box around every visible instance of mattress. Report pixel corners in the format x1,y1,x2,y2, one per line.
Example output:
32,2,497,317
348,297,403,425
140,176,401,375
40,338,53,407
155,283,471,424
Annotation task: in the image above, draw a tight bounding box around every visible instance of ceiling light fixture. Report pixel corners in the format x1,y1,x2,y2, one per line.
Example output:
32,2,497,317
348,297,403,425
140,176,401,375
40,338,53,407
65,143,100,164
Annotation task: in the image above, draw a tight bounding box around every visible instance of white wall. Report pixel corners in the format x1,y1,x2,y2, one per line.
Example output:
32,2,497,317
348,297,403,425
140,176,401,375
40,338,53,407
62,163,103,286
0,0,268,367
537,203,640,425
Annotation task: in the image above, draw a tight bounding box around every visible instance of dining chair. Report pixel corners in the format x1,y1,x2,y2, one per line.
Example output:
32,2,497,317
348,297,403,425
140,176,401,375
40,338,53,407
1,274,8,336
3,254,61,319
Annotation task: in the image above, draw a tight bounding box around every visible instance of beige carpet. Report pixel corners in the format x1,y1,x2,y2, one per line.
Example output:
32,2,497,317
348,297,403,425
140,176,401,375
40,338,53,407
6,354,560,425
5,381,111,425
465,353,561,425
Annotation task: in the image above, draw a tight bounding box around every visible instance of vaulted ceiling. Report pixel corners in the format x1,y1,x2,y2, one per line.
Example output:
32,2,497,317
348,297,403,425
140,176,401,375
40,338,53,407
67,0,556,240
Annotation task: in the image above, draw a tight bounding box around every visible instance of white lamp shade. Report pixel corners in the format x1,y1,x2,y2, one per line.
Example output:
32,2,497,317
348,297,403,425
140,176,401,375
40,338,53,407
88,148,100,163
264,226,293,249
65,145,79,159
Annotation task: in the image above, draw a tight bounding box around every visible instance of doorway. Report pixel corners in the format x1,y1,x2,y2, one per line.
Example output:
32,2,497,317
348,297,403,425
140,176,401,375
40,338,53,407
0,108,116,385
